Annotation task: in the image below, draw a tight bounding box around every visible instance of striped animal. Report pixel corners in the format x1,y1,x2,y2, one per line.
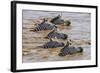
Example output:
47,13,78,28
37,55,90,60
50,15,71,26
45,30,68,40
58,46,83,56
30,19,56,32
38,40,65,49
50,15,64,25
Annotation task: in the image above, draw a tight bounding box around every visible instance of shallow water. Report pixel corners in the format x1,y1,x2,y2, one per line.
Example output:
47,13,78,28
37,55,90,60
22,10,91,63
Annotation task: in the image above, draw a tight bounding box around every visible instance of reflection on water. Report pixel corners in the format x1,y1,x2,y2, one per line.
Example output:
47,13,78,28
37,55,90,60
22,10,91,63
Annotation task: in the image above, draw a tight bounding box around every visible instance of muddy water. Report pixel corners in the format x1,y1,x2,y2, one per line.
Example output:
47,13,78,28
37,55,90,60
22,10,91,63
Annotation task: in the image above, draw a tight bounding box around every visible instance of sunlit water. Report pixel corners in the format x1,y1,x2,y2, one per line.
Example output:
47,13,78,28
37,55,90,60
22,10,91,63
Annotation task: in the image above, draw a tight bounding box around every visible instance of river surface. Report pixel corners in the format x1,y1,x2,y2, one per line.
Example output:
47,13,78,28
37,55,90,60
22,10,91,63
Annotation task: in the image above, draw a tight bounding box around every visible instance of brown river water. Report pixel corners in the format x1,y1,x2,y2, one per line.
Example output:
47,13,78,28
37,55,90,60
22,10,91,63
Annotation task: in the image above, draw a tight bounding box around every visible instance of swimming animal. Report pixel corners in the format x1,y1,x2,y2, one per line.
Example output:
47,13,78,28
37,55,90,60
58,45,83,56
38,40,65,49
50,15,71,26
30,18,56,32
50,15,64,25
45,30,68,40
